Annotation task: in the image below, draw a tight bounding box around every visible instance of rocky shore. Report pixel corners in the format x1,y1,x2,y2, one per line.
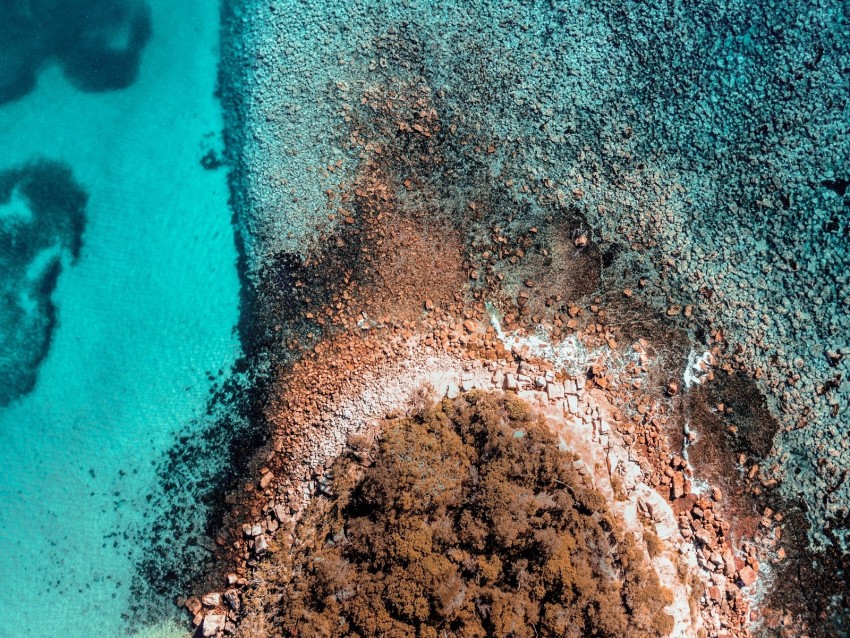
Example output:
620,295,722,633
187,0,850,634
220,0,850,551
177,286,803,637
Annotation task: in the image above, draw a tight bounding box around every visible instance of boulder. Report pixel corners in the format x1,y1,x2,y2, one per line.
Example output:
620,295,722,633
201,592,221,608
738,565,757,587
202,614,226,637
672,472,685,499
242,523,262,537
186,596,202,615
259,471,274,489
272,504,289,523
722,548,736,576
694,527,715,547
223,589,240,612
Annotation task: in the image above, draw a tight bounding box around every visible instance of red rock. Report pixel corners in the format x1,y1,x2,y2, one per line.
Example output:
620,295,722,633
672,471,685,499
259,471,275,489
708,586,723,602
738,565,757,587
186,596,202,615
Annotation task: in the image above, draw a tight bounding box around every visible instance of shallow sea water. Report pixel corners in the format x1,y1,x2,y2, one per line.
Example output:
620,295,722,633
0,1,239,636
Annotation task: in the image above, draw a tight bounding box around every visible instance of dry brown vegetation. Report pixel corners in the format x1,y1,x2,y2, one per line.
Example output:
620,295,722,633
238,392,674,638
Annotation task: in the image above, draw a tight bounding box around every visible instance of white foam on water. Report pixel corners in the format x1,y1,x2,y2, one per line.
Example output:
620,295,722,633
684,347,712,388
490,308,598,376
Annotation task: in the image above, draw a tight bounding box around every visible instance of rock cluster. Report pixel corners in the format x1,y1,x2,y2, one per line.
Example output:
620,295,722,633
221,0,850,553
184,310,763,638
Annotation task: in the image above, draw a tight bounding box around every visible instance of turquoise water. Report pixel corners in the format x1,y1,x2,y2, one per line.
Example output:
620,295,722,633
0,1,239,636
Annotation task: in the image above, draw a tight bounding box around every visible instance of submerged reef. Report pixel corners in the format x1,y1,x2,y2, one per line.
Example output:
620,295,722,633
0,160,86,406
0,0,152,104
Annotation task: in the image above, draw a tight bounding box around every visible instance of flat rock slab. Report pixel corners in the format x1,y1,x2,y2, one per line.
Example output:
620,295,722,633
202,614,225,637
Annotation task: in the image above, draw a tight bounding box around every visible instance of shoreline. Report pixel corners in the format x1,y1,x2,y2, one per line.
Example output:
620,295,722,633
176,0,850,634
180,295,782,637
216,0,850,550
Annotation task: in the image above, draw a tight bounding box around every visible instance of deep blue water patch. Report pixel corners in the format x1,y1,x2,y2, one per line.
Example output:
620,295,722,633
0,0,152,104
0,159,86,406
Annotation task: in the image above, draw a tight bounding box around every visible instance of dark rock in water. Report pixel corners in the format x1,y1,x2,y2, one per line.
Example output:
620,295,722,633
200,150,224,171
0,0,152,105
0,159,87,407
703,371,780,460
128,361,270,624
821,178,849,197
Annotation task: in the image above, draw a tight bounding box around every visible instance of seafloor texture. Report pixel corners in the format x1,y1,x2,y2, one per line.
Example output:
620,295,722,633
0,1,240,636
222,0,850,549
207,0,850,635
